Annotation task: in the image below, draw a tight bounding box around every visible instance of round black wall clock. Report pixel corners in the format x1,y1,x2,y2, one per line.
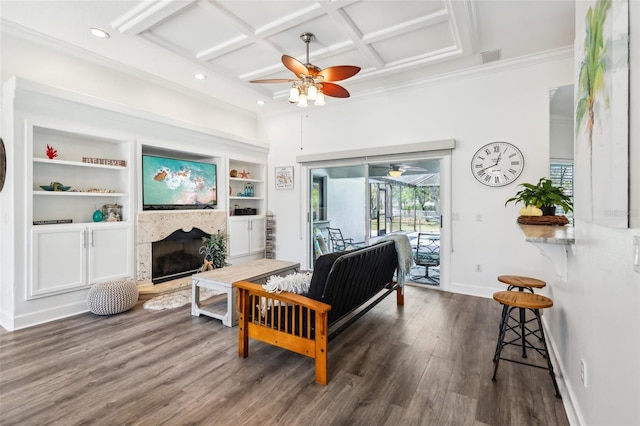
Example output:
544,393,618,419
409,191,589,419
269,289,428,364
0,138,6,192
471,141,524,187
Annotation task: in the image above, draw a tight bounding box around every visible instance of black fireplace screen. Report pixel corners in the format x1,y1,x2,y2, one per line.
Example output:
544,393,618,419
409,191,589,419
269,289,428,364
152,228,210,284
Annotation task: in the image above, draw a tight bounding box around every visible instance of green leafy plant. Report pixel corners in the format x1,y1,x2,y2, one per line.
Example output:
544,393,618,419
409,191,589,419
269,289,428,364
505,177,573,214
199,231,228,269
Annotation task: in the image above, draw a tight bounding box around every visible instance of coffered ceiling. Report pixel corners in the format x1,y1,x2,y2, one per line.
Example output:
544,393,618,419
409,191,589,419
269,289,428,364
0,0,575,114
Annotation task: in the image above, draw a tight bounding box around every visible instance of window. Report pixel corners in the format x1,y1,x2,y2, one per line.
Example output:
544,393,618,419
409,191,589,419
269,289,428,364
550,161,574,222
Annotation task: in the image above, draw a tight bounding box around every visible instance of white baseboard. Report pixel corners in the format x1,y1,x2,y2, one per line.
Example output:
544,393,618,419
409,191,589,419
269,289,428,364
449,281,502,299
10,300,89,331
542,316,585,426
0,310,16,332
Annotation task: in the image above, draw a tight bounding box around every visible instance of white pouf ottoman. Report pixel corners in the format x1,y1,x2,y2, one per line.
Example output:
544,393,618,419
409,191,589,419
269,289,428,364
87,279,138,315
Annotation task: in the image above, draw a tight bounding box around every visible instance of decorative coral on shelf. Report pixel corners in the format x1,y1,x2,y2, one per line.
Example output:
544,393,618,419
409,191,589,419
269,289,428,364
46,144,58,159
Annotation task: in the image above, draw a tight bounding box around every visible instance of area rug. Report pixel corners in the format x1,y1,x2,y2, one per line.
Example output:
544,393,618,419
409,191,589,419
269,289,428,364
143,288,222,311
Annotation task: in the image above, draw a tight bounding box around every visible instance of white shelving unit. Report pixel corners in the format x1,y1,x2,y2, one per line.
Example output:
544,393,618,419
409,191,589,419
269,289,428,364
27,121,133,298
227,159,266,261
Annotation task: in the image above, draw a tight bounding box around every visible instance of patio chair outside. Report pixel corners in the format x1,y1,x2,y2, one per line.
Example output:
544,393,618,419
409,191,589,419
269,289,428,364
413,232,440,284
327,227,365,252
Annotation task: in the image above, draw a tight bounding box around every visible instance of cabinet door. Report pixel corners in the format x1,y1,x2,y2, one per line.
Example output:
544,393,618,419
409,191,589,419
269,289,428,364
88,224,132,284
30,226,86,298
249,217,265,254
228,218,250,257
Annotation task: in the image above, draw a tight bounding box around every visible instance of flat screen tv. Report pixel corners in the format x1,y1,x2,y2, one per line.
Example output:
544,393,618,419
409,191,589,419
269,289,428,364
142,154,217,210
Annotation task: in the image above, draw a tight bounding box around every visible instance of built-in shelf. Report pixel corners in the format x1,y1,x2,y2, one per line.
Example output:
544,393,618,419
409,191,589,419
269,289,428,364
33,157,128,170
519,225,574,280
34,191,127,197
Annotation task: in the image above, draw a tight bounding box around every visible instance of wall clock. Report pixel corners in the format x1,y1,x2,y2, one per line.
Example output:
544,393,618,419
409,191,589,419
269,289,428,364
0,138,5,192
471,141,524,187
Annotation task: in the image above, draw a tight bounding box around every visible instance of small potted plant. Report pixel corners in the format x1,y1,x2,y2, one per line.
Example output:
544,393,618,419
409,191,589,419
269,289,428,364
199,231,228,270
505,177,573,216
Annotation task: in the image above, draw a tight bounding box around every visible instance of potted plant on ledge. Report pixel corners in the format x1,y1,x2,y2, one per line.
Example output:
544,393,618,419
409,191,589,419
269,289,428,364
199,231,228,271
505,177,573,225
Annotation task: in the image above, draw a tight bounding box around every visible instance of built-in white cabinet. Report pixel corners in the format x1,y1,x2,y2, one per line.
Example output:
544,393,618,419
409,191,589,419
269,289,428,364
228,216,266,258
30,223,132,298
27,121,133,299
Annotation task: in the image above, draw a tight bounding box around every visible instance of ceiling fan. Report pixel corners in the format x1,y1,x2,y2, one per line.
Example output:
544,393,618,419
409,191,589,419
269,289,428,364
250,32,361,107
372,163,428,177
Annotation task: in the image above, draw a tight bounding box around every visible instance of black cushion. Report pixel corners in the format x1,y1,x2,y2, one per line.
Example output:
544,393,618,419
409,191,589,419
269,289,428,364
306,252,342,300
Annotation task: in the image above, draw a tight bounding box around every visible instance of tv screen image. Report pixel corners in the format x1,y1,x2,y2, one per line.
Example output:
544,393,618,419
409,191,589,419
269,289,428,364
142,155,217,209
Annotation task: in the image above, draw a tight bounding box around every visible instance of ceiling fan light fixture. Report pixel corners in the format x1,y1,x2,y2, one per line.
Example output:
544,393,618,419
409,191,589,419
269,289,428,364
297,93,308,108
307,84,317,101
289,86,300,103
388,170,403,178
314,90,325,106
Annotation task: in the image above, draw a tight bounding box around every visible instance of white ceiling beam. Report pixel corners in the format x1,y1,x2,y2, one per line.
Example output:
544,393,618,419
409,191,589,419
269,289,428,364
318,1,385,70
111,0,196,35
446,0,480,55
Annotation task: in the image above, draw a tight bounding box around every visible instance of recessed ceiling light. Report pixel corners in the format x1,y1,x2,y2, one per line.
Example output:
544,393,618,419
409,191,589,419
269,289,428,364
90,27,110,38
194,73,207,80
257,100,265,105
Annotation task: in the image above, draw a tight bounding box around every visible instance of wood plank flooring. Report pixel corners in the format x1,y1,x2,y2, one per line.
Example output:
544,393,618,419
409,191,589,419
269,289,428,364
0,285,569,426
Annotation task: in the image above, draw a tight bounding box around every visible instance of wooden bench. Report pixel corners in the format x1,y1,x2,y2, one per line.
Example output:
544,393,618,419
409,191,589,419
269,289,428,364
234,241,402,384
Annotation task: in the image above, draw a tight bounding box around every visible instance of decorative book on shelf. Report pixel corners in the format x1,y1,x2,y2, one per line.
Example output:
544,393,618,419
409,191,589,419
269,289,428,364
82,157,126,167
33,219,72,225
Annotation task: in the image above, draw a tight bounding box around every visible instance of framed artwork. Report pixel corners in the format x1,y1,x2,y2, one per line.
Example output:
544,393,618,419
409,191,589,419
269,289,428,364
275,166,294,190
574,0,629,228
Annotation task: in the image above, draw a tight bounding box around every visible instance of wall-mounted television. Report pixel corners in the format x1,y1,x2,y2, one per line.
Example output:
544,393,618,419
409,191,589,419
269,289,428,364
142,154,217,210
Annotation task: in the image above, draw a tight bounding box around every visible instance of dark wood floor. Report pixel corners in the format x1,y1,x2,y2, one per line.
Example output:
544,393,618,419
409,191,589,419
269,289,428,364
0,285,568,426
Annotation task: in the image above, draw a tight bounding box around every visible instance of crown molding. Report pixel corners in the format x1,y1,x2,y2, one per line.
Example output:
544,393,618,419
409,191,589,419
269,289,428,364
352,45,574,100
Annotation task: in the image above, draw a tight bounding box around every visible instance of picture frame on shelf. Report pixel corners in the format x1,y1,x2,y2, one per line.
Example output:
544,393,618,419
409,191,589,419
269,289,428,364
275,166,294,190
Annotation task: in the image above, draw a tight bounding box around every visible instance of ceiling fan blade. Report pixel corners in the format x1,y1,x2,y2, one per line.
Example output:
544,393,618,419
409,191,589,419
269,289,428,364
317,65,361,82
282,55,309,77
250,79,296,84
321,82,350,98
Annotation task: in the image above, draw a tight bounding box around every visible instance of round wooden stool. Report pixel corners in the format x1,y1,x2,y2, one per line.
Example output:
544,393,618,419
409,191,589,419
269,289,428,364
498,275,546,293
491,290,561,398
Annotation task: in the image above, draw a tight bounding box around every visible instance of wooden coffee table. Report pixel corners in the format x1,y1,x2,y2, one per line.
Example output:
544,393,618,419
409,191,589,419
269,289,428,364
191,259,300,327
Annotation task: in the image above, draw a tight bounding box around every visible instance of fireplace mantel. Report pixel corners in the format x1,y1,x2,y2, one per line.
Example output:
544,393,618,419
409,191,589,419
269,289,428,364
137,210,227,283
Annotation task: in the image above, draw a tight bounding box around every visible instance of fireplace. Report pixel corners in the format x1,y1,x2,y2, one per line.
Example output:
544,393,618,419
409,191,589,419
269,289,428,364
152,228,210,284
136,210,227,284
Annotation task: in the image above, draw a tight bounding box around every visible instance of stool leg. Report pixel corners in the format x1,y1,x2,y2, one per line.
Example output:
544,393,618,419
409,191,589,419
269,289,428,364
519,307,527,358
492,305,511,381
533,309,562,399
493,304,509,362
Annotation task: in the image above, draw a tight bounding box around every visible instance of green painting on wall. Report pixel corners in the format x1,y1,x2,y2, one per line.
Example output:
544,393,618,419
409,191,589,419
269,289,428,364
574,0,629,228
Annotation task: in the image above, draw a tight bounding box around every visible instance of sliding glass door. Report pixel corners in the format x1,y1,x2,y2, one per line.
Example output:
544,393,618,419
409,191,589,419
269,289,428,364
306,155,449,289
